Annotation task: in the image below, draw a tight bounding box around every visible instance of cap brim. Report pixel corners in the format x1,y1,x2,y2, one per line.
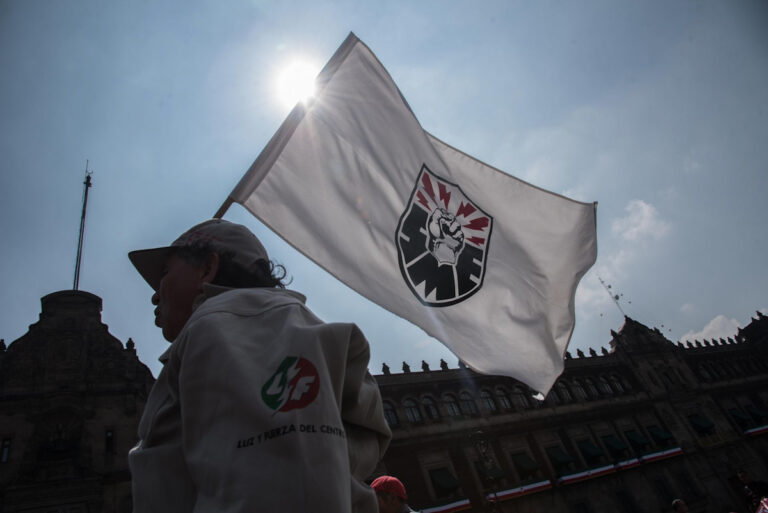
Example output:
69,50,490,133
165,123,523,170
128,246,173,291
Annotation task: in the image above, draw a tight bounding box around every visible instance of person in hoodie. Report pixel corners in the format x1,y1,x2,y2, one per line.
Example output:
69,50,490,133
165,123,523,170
128,218,391,513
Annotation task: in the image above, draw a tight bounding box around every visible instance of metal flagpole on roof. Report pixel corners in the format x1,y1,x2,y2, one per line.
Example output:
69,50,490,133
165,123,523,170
73,161,93,291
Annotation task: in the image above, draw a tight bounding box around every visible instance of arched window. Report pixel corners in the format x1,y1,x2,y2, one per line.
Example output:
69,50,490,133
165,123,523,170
422,396,440,420
383,402,398,427
584,378,599,398
460,391,479,415
444,394,461,417
610,375,625,394
512,387,531,409
403,399,422,423
660,372,673,389
572,380,587,401
556,382,572,403
480,389,498,413
599,376,613,395
496,388,513,410
698,365,712,381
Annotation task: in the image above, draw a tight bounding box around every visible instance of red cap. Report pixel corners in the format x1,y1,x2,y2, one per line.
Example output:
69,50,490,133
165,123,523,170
371,475,407,501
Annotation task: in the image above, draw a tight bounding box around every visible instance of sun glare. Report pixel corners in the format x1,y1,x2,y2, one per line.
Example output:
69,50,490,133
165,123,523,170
276,60,319,109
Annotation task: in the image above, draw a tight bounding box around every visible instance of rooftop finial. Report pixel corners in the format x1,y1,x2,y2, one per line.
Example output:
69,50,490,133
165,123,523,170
73,161,93,290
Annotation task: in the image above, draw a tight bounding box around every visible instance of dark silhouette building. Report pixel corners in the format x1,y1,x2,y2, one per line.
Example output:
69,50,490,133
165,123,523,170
0,291,154,513
1,290,766,513
373,313,768,513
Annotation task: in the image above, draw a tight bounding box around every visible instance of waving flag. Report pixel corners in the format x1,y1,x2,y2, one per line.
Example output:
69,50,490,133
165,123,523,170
216,32,597,395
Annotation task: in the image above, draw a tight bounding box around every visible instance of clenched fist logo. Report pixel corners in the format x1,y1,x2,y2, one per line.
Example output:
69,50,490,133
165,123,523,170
396,165,492,306
427,208,465,265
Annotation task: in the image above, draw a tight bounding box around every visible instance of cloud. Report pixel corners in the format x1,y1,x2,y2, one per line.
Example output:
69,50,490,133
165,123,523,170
611,199,670,242
680,314,740,342
680,303,695,314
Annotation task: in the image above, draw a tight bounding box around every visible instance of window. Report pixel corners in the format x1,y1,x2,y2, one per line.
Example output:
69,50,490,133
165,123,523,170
577,439,604,467
557,382,572,403
496,388,513,410
105,429,115,455
546,445,575,474
383,402,399,427
403,399,422,423
444,394,461,417
429,467,460,498
614,490,640,513
675,470,702,501
572,380,588,401
602,434,629,459
473,459,506,485
729,408,751,430
422,397,440,420
610,375,625,394
624,429,650,454
746,405,768,424
598,377,613,395
571,502,593,513
546,388,561,405
480,390,498,414
652,477,674,504
1,438,10,463
510,451,540,482
688,414,715,436
584,379,599,398
459,392,479,416
512,387,531,409
646,425,674,447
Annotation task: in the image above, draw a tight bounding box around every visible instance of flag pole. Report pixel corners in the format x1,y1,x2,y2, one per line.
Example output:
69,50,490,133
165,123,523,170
73,160,93,290
214,197,233,219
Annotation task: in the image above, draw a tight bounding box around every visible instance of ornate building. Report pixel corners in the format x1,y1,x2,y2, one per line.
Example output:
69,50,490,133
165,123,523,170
0,291,154,513
373,314,768,513
1,291,766,513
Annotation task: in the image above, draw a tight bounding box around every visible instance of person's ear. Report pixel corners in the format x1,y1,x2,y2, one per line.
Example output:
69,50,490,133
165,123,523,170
201,253,220,284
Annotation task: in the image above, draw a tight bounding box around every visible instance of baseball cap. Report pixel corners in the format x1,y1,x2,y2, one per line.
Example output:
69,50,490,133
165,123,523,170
371,475,407,501
128,219,269,291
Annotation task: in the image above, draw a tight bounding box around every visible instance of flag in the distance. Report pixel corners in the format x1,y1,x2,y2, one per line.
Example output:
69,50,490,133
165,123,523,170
217,32,598,395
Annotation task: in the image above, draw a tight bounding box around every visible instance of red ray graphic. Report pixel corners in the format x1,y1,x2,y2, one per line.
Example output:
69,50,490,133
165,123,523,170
467,236,486,246
416,191,430,210
456,201,476,218
438,183,451,209
421,173,436,202
464,216,489,231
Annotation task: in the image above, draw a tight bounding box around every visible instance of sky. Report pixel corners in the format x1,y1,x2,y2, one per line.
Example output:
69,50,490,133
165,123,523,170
1,0,766,383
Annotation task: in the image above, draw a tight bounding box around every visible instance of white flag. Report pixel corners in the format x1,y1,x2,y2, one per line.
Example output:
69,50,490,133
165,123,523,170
222,33,597,395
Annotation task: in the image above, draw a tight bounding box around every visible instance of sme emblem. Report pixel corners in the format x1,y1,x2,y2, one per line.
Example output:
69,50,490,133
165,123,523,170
261,356,320,412
395,164,493,307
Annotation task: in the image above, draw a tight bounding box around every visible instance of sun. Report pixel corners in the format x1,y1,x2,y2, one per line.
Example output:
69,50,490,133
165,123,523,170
275,59,319,110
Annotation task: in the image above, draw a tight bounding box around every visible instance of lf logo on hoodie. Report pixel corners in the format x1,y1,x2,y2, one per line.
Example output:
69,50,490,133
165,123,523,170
262,356,320,412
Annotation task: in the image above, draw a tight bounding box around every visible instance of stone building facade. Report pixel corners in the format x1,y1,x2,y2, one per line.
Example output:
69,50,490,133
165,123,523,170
0,291,154,513
1,290,766,513
374,314,768,513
